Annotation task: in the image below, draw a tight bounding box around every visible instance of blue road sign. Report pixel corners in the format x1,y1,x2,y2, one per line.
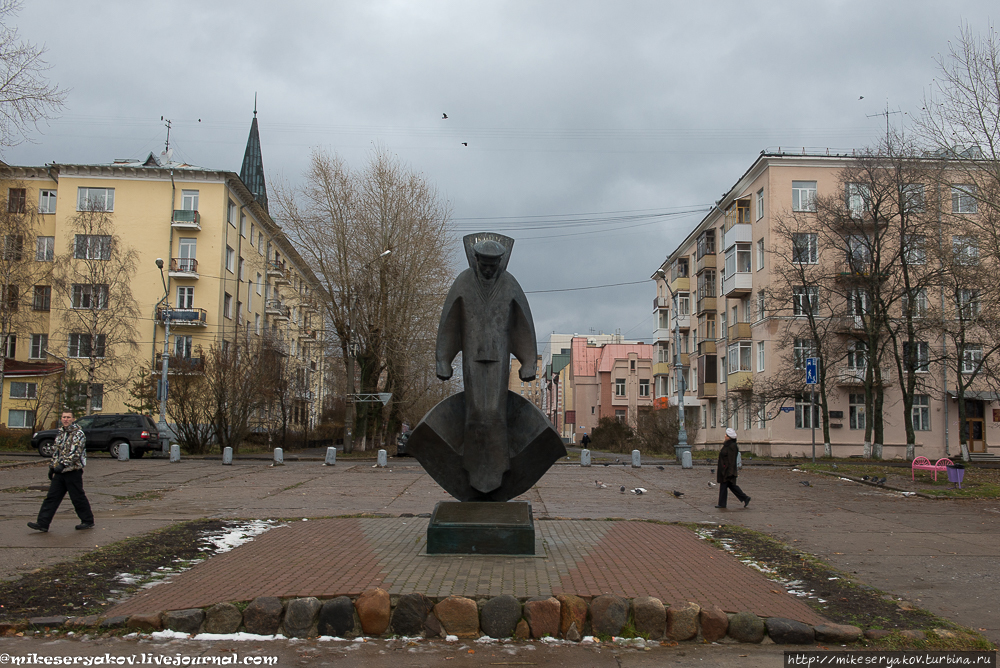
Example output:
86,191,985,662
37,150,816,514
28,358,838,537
805,357,818,385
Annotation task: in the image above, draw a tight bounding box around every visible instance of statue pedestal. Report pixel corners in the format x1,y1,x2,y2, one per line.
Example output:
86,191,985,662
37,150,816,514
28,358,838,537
426,501,534,555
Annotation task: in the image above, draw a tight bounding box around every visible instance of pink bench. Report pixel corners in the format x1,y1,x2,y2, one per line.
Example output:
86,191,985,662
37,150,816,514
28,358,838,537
911,456,954,481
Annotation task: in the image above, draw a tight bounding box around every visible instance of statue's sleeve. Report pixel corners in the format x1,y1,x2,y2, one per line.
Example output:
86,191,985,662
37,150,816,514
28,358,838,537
509,280,537,381
436,279,464,380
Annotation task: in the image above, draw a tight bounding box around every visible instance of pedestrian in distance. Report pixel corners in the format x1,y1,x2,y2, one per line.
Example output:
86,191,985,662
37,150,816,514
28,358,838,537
715,428,751,509
580,432,591,448
28,410,95,532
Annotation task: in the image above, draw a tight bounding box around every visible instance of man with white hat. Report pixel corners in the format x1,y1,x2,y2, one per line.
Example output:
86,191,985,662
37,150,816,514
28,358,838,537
716,427,751,509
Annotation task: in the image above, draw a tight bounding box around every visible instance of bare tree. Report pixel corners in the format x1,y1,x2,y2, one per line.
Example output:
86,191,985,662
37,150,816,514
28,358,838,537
165,347,214,454
54,205,140,415
0,0,66,151
273,146,455,451
203,329,273,453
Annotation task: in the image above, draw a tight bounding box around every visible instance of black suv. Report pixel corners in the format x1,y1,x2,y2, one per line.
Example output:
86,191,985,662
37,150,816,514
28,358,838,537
32,414,161,459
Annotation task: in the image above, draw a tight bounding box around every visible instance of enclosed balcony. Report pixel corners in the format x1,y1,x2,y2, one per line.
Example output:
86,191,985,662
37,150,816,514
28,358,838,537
673,313,691,330
698,355,718,398
697,340,717,356
157,307,208,327
154,353,205,373
727,322,752,342
722,271,752,296
168,257,199,279
728,371,753,392
696,295,716,314
171,210,201,230
696,252,716,274
652,361,672,376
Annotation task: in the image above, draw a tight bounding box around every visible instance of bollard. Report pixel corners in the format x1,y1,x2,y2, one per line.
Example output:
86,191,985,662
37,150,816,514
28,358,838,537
681,450,693,469
377,449,387,468
324,447,337,466
273,447,284,465
169,444,180,462
117,443,129,461
222,446,233,465
631,449,641,468
580,449,591,466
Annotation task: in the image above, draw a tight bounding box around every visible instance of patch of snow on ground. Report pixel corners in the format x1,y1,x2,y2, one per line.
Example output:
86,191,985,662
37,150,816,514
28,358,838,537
199,520,280,554
151,630,192,639
190,632,287,641
445,635,458,642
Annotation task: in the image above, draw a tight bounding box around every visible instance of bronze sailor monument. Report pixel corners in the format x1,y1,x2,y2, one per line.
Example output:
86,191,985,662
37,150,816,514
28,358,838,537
407,233,566,554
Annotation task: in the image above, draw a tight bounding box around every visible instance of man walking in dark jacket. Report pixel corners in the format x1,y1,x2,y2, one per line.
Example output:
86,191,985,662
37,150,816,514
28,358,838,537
28,411,94,532
716,428,750,509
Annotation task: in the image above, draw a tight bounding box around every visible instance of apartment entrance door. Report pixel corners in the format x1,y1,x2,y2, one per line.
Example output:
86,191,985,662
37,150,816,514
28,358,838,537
963,399,987,454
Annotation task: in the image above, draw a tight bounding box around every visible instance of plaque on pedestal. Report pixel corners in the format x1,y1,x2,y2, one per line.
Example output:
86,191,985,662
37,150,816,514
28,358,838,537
426,501,534,555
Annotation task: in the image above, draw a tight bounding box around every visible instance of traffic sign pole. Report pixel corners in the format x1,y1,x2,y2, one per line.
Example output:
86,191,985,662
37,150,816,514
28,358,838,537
806,357,818,464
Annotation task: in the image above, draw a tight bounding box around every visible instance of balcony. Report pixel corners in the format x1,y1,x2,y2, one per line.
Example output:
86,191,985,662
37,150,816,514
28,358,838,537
273,270,291,286
157,307,207,327
728,371,753,392
835,366,893,386
727,322,752,342
298,328,317,340
154,353,204,374
669,275,689,293
653,327,672,342
696,252,716,274
266,261,285,279
697,340,717,356
171,210,201,230
652,362,672,376
723,223,753,250
697,381,717,398
696,296,717,314
652,295,669,310
668,395,701,408
266,300,290,320
722,271,752,297
673,313,691,330
169,257,199,279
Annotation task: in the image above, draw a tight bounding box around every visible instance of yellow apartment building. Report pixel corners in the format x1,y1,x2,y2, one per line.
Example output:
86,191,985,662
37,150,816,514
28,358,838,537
0,114,323,436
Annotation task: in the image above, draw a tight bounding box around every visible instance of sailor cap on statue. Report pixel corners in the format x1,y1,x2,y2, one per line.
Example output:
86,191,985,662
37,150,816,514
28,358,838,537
473,239,505,258
726,428,737,439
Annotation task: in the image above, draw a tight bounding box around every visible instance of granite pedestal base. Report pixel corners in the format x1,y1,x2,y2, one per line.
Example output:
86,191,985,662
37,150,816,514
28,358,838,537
426,501,535,555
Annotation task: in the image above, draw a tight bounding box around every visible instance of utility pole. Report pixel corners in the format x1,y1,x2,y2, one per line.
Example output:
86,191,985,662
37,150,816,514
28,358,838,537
155,258,171,451
658,269,689,464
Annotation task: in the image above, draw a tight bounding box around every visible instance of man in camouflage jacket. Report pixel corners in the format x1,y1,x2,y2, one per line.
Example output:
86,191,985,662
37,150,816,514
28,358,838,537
28,410,95,532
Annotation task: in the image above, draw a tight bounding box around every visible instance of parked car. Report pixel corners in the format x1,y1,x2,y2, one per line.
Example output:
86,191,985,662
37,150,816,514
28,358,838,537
32,414,161,459
396,431,411,456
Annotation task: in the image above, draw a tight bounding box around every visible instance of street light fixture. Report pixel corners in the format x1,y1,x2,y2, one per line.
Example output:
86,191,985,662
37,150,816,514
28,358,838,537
155,258,170,451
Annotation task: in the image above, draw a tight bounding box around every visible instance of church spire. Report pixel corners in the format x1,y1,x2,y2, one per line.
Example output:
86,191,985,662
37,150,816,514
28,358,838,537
240,97,268,213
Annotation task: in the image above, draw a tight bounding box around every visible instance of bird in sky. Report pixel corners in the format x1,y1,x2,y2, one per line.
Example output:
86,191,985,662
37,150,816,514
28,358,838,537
461,142,468,146
859,96,864,100
442,113,448,119
672,490,684,498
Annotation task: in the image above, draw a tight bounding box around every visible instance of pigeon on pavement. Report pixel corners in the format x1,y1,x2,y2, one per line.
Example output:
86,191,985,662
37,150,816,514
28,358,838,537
708,481,717,487
620,485,626,494
800,480,812,487
877,476,887,485
631,488,647,495
862,475,869,481
595,480,607,488
672,490,684,498
656,465,665,471
710,468,715,474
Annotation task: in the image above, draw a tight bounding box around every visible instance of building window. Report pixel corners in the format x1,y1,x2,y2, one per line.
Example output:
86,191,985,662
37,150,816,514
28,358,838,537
68,333,105,358
174,335,193,358
756,341,765,372
615,409,626,423
615,378,625,397
846,234,871,271
792,233,818,264
952,235,979,265
903,184,925,213
902,288,928,318
958,289,980,318
224,293,233,319
756,188,764,220
181,190,199,211
792,181,817,212
755,291,765,321
8,409,34,428
258,232,264,254
238,257,245,281
3,334,14,357
792,286,819,316
240,213,247,237
912,395,930,431
962,344,983,373
847,341,867,370
639,379,650,397
227,200,237,226
903,235,926,265
77,187,114,212
71,284,108,309
74,235,111,260
30,333,47,359
849,393,866,430
2,234,22,260
254,313,261,334
756,238,764,271
728,341,751,373
32,285,50,311
226,246,235,273
903,341,930,373
9,381,37,399
250,224,255,245
846,182,870,218
951,185,977,214
177,286,194,309
710,400,717,428
720,311,727,340
677,293,690,316
793,338,816,370
38,189,56,214
7,187,26,213
795,393,819,429
256,273,263,295
35,236,54,261
2,284,17,311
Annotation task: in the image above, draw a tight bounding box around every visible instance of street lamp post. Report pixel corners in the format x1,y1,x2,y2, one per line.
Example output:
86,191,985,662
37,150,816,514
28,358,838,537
344,249,392,454
155,258,170,451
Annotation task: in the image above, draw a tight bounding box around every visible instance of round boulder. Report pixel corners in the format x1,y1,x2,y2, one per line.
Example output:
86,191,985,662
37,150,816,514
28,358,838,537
203,603,242,635
318,597,357,638
479,595,522,639
390,593,434,637
243,597,283,636
728,611,765,643
589,595,629,637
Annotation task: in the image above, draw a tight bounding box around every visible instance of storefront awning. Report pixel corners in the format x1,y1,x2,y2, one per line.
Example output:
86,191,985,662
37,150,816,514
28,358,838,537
947,391,1000,401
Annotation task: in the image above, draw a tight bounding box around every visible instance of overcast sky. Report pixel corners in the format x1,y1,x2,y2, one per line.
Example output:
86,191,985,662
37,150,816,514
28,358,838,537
5,1,997,354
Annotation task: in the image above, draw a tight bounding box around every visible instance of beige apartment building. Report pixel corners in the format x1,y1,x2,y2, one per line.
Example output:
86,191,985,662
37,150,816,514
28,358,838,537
509,354,544,411
653,150,997,460
0,114,323,435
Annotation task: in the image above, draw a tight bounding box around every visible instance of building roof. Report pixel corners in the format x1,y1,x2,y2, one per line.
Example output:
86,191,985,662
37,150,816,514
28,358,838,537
595,343,654,373
240,108,268,213
3,358,64,377
571,336,604,377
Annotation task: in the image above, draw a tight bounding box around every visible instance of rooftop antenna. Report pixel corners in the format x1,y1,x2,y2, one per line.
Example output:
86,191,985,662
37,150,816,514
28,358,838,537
160,116,172,153
866,100,902,145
